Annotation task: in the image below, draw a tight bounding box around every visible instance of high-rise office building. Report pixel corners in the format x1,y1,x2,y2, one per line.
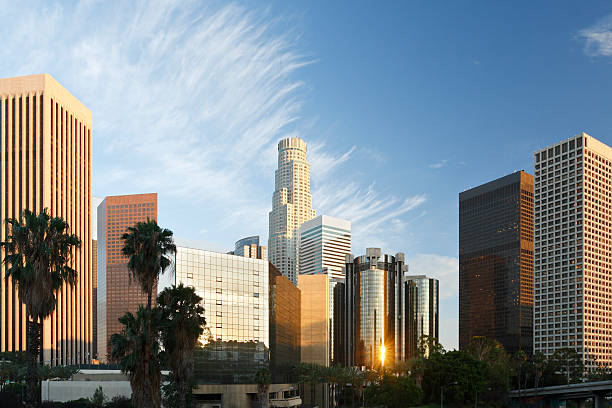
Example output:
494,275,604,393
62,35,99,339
97,193,157,362
0,74,92,365
174,247,301,383
298,215,351,363
269,137,316,284
459,171,534,354
234,236,267,260
534,133,612,368
405,275,439,351
92,239,98,361
298,274,330,366
298,215,351,279
338,249,408,369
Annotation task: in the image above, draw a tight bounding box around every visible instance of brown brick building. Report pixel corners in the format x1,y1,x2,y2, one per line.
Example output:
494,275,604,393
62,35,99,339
96,193,157,362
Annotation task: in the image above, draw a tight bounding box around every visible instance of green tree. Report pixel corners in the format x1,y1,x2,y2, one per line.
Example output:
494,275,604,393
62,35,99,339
158,284,205,408
364,373,423,407
90,386,106,408
111,307,162,408
120,220,175,408
1,209,80,408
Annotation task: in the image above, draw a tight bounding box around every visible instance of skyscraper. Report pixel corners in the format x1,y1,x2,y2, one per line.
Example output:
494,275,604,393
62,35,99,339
298,215,351,280
92,239,98,361
0,74,92,365
97,193,157,362
405,275,439,351
297,215,351,363
459,171,534,354
339,249,408,369
298,274,330,366
234,236,267,260
534,133,612,368
269,137,316,284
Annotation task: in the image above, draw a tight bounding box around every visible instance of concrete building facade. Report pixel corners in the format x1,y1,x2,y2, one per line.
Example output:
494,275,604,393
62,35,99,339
0,74,93,365
268,137,316,285
534,133,612,368
96,193,157,362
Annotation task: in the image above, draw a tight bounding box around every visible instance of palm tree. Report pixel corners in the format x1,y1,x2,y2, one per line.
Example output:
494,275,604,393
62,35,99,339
254,367,272,408
111,307,162,408
158,284,206,408
120,220,175,408
1,209,80,408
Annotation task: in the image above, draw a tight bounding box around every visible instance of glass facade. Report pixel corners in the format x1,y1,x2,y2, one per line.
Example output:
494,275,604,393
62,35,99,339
405,275,439,355
176,247,270,384
269,264,301,383
459,171,534,354
176,247,300,384
339,249,408,369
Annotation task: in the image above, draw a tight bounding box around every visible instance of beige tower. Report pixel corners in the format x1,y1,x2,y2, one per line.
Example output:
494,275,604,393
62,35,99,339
534,133,612,369
0,74,92,365
268,137,316,284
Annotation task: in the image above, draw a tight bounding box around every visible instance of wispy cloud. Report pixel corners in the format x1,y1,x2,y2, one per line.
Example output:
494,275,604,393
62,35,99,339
314,181,426,251
309,142,356,179
428,159,448,169
579,14,612,57
407,253,458,299
0,1,310,234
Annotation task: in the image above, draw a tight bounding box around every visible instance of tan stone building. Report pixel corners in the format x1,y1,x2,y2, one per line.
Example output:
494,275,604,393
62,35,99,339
0,74,93,365
97,193,157,362
269,137,316,285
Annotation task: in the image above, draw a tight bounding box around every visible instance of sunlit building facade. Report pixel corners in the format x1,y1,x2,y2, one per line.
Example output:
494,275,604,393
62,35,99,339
298,274,330,366
339,249,408,369
0,74,93,365
234,236,267,260
459,171,534,354
97,193,157,362
405,275,439,351
534,133,612,369
176,247,301,385
269,137,316,285
298,215,351,363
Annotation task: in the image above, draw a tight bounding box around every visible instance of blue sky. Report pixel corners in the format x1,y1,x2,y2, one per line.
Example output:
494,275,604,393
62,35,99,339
2,1,612,350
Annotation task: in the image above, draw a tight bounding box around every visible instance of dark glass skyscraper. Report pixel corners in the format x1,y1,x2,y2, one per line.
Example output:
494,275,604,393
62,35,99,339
459,171,534,353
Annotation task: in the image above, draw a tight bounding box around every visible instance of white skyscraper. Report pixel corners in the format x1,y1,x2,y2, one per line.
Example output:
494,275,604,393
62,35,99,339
534,133,612,369
298,215,351,280
298,215,351,363
269,137,316,284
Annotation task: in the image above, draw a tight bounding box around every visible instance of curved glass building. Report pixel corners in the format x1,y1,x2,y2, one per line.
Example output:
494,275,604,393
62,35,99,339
339,248,408,369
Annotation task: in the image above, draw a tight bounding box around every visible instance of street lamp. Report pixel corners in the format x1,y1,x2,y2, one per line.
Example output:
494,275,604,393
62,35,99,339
441,381,458,408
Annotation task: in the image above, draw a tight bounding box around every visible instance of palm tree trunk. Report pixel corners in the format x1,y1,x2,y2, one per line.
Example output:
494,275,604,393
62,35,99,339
144,290,153,408
25,317,40,408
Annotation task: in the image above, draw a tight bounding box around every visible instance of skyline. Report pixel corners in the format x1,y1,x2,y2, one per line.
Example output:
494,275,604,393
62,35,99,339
4,1,612,350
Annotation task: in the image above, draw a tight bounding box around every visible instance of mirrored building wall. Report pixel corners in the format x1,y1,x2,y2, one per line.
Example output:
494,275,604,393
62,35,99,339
338,249,409,369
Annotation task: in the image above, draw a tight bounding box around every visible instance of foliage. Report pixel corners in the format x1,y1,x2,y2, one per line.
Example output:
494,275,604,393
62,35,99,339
158,284,205,408
119,220,175,408
1,209,80,408
90,386,106,408
364,373,423,407
110,307,162,408
254,367,272,408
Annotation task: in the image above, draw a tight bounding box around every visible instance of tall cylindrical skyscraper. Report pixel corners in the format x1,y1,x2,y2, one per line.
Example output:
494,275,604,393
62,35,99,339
268,137,316,284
